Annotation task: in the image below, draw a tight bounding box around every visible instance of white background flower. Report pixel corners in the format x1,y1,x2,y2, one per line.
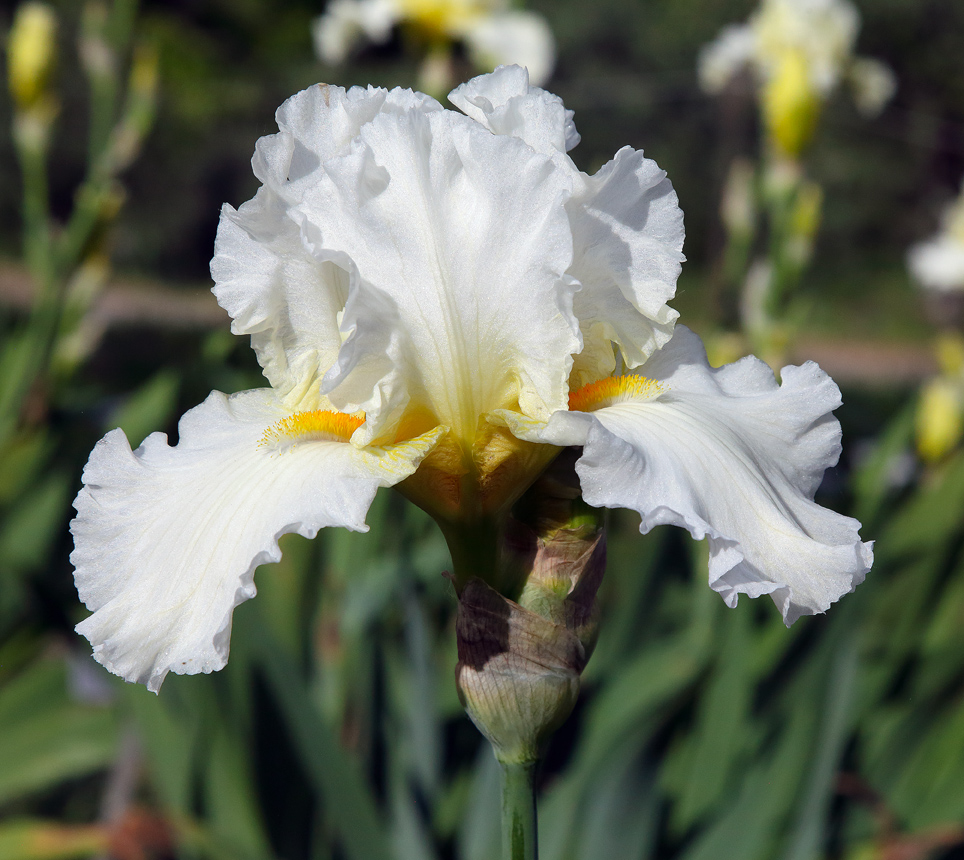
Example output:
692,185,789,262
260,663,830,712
312,0,555,87
699,0,894,117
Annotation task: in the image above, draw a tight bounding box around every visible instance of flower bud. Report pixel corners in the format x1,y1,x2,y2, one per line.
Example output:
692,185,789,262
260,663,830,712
916,376,964,463
454,449,607,764
762,49,820,158
7,2,57,110
455,577,584,765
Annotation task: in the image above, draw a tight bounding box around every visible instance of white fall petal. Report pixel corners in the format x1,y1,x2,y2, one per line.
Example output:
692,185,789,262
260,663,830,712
539,327,873,624
71,389,439,691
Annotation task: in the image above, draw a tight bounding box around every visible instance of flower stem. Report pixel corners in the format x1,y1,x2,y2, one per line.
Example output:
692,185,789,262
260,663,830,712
500,760,538,860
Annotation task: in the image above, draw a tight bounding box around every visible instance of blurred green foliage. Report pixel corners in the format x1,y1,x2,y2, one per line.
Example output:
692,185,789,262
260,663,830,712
2,1,964,859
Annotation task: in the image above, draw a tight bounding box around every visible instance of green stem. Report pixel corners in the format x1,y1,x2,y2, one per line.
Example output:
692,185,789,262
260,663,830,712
438,517,500,591
500,760,538,860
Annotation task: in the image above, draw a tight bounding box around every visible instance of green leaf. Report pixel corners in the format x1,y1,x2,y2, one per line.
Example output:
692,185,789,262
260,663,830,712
204,722,274,859
886,694,964,829
0,659,118,804
0,469,71,572
572,750,659,860
254,623,392,860
850,401,915,529
457,749,501,860
0,431,50,504
669,600,755,832
125,681,200,813
878,451,964,559
780,625,859,860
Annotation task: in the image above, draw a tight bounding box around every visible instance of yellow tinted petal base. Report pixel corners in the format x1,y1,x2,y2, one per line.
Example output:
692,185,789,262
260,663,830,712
260,410,364,451
568,375,667,413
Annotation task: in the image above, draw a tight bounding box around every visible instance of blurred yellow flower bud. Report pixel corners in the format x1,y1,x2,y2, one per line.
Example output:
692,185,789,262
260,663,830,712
916,377,964,463
763,49,820,158
7,2,58,110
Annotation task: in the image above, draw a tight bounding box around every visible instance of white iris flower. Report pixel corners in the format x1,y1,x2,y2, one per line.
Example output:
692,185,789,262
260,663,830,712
71,66,872,692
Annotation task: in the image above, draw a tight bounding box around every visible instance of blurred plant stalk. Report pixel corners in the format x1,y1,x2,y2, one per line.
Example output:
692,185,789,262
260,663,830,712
701,0,892,371
454,449,606,859
727,151,823,370
2,0,158,446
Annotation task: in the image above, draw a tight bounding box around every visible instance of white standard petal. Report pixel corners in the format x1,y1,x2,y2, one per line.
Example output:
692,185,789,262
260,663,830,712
463,13,556,89
211,189,348,404
251,83,442,205
544,327,872,624
212,84,444,403
568,146,684,384
449,65,580,156
298,105,581,445
71,388,439,692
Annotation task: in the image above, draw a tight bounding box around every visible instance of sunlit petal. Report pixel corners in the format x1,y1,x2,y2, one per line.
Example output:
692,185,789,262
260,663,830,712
543,327,872,623
448,64,579,156
212,190,348,405
212,85,443,404
71,388,440,691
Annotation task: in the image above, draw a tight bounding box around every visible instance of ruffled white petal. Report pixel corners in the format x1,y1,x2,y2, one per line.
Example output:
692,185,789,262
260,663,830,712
252,83,442,205
297,105,581,444
71,388,440,692
463,13,556,88
567,147,684,384
541,327,872,624
211,191,348,404
211,85,443,402
449,65,580,156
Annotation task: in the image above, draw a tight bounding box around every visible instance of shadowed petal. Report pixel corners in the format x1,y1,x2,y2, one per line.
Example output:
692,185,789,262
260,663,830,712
568,146,685,385
211,85,444,403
